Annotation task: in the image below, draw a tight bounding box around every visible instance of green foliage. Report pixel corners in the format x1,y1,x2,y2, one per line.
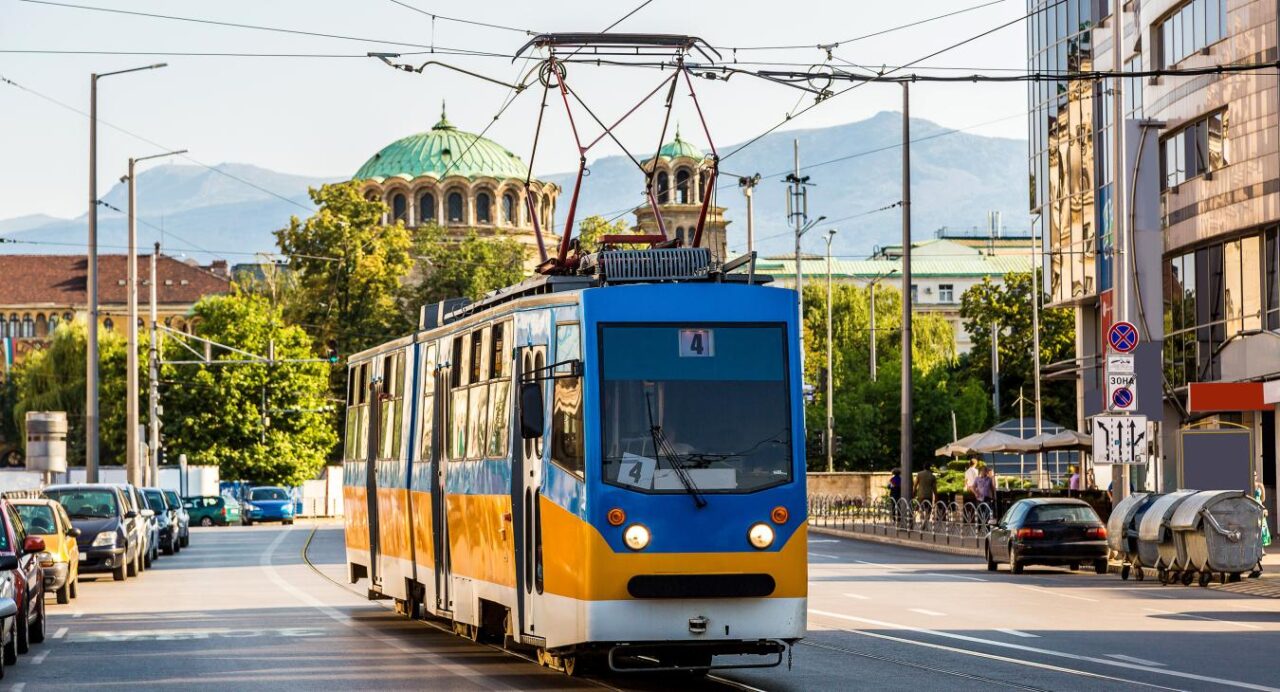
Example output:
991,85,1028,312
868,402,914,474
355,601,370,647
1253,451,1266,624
576,215,637,253
801,283,990,472
161,291,336,486
405,224,526,308
275,181,414,358
958,272,1076,426
9,321,129,465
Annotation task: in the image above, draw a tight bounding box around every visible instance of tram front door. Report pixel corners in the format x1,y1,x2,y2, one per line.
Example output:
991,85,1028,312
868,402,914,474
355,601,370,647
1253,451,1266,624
513,346,546,644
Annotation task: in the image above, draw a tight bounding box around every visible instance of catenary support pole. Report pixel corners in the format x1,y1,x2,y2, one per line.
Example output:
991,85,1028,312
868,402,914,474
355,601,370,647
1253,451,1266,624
900,83,913,504
126,158,140,486
825,229,836,473
149,243,160,486
87,73,100,483
1111,3,1131,503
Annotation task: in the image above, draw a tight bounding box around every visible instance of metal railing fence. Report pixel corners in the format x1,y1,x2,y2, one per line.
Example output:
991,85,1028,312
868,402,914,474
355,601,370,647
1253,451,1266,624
807,495,994,551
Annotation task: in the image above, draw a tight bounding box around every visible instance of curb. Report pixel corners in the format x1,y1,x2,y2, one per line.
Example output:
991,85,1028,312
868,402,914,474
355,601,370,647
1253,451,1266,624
810,525,985,558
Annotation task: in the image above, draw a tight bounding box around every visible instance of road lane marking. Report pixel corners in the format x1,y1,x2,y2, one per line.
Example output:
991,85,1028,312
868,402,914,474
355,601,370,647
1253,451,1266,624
30,649,50,665
919,572,989,582
1108,654,1165,667
71,611,82,619
808,552,841,559
809,539,840,543
809,609,1279,691
11,683,26,691
1009,583,1098,602
1143,607,1261,630
816,625,1182,690
995,629,1039,638
842,593,870,600
52,627,67,639
909,608,945,616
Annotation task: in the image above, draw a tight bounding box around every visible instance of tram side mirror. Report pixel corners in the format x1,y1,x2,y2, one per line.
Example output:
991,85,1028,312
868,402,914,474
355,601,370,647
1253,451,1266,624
520,382,544,439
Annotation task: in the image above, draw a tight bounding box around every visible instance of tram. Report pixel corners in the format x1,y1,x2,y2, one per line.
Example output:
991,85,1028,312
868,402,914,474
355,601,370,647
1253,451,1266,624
341,247,807,673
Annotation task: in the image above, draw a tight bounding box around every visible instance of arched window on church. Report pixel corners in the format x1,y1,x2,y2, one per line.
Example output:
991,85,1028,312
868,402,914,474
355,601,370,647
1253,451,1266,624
676,169,691,204
103,317,114,332
698,170,710,204
418,192,436,224
476,192,493,224
35,314,47,338
503,192,517,225
447,192,464,223
8,315,18,338
63,312,74,324
391,193,408,223
676,227,685,244
657,172,670,203
48,313,59,334
542,197,553,231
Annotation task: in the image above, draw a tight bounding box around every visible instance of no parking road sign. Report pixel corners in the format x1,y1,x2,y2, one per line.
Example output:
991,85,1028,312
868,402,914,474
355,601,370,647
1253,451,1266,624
1107,372,1138,412
1108,321,1139,353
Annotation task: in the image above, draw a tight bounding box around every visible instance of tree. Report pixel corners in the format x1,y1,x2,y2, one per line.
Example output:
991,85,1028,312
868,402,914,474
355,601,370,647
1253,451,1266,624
160,291,336,486
275,181,414,358
576,214,635,253
958,271,1076,427
9,321,129,465
402,224,527,311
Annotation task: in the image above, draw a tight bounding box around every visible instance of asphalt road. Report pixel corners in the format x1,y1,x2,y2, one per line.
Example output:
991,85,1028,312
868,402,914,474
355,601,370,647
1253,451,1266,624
4,523,1278,691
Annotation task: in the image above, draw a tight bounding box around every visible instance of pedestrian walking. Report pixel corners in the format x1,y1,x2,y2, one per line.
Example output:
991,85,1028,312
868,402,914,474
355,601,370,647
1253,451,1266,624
915,466,937,504
1068,465,1082,492
1256,481,1272,548
888,469,902,502
974,467,996,507
964,459,980,495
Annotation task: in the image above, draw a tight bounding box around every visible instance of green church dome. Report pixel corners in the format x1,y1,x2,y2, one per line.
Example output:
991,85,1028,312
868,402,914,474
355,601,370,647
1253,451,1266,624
354,105,530,181
656,127,704,160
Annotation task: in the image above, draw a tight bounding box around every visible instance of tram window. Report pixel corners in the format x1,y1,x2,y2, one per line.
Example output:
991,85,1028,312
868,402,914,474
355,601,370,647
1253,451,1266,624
551,376,584,478
450,389,468,461
379,352,405,460
467,383,489,459
490,321,508,379
487,379,510,457
471,328,486,383
554,323,580,374
451,335,467,388
420,344,437,461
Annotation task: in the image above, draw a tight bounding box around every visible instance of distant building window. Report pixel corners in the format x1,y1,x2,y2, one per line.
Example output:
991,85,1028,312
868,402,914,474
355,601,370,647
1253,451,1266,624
910,285,918,303
418,192,436,224
48,314,59,333
476,192,492,224
447,192,464,223
503,192,517,225
657,172,670,203
676,169,691,204
103,317,114,331
676,227,685,244
1161,110,1227,189
391,193,407,223
939,284,955,303
1158,0,1227,68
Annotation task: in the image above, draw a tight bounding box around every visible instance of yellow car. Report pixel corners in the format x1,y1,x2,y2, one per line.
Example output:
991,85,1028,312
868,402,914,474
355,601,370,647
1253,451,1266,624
10,499,79,604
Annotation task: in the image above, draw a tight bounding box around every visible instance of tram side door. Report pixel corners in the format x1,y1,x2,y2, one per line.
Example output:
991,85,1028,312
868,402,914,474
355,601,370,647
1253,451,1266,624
431,364,452,614
365,376,384,592
513,346,547,642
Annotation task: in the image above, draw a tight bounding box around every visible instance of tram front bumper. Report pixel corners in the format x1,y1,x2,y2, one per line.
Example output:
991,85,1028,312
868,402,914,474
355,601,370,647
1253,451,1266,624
584,596,805,644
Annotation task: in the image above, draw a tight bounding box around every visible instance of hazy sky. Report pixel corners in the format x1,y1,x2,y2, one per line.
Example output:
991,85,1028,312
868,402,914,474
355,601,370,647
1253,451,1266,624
0,0,1028,220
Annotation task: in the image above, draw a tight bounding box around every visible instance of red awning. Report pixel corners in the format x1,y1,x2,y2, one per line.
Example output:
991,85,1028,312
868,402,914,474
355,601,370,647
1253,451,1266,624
1188,382,1276,412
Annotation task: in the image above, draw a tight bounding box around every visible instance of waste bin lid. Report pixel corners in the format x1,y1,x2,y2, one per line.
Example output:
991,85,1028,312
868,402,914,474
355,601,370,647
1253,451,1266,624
1168,489,1244,530
1137,490,1198,541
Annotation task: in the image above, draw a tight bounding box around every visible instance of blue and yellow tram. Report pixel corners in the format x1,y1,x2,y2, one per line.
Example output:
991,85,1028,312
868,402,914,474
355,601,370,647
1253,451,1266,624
342,248,806,673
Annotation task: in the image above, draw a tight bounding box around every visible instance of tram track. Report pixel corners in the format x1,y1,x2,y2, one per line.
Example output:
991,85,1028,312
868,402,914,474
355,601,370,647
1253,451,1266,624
297,525,765,692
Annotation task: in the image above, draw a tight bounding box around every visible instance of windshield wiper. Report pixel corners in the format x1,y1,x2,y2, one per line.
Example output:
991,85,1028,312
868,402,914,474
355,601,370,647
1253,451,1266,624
645,390,706,508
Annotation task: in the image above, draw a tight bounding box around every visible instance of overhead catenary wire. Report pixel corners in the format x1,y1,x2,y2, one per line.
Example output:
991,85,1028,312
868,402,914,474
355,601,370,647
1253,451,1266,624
382,0,538,35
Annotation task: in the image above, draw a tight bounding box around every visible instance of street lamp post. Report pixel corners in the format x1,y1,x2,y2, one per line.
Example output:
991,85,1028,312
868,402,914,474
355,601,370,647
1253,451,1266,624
739,174,760,255
86,62,166,483
125,149,185,487
824,229,836,473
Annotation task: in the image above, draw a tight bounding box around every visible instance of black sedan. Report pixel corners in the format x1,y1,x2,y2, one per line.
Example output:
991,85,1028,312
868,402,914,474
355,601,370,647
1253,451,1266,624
986,498,1108,574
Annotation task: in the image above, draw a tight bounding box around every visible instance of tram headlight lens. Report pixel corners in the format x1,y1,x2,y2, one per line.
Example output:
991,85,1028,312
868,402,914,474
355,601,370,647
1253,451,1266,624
623,524,651,551
748,523,775,550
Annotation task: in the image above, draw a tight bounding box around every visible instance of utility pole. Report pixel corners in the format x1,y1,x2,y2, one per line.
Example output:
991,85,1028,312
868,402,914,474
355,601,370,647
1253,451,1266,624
1031,230,1045,487
739,174,761,254
784,142,823,364
148,243,160,487
824,229,836,473
869,281,877,382
126,149,185,487
1111,2,1131,503
86,62,166,483
899,83,913,504
991,320,1001,417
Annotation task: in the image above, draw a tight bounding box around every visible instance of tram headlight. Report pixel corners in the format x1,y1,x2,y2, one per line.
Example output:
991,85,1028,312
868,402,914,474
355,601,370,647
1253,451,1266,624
748,522,775,550
623,524,651,551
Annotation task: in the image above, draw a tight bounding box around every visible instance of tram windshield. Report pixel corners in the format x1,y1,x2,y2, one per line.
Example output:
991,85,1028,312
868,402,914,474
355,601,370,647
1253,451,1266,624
600,324,793,494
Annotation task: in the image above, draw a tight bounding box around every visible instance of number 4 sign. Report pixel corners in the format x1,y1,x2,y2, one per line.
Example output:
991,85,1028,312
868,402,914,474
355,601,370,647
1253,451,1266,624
679,329,715,357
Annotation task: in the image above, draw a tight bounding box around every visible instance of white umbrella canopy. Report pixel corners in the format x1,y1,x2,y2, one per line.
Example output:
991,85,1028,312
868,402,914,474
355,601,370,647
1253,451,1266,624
935,432,983,457
935,429,1038,456
1027,429,1092,451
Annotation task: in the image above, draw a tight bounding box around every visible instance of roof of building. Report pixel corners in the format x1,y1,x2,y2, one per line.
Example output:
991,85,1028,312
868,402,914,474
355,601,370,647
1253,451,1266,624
0,255,231,307
655,127,704,160
353,104,531,182
756,253,1032,279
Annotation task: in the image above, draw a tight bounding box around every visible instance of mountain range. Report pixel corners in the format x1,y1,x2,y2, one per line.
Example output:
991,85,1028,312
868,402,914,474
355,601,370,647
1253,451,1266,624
0,112,1027,264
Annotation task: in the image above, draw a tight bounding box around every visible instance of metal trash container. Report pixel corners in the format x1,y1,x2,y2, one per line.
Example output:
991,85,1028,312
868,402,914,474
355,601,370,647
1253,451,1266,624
1136,490,1198,584
1167,489,1265,587
1107,492,1158,580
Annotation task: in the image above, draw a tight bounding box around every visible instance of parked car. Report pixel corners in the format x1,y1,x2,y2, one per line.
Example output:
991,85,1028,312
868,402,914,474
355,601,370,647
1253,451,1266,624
141,488,179,556
10,499,79,604
110,484,156,569
43,485,142,581
183,495,241,527
163,490,190,548
0,597,16,679
986,498,1109,574
0,499,46,664
241,487,295,526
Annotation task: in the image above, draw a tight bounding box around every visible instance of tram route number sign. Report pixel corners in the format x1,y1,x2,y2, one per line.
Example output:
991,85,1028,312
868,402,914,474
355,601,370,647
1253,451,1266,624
678,328,715,357
1092,415,1147,465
